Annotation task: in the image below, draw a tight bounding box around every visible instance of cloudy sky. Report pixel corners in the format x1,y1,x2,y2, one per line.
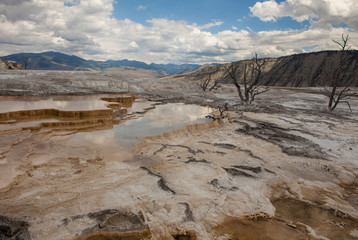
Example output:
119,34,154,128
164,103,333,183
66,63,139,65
0,0,357,64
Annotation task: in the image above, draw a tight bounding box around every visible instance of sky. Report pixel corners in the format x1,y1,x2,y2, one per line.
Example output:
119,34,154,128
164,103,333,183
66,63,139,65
0,0,357,64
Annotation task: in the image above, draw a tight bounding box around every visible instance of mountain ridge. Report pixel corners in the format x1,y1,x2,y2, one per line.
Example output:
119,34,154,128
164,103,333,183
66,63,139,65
1,51,202,76
3,50,358,87
183,50,358,87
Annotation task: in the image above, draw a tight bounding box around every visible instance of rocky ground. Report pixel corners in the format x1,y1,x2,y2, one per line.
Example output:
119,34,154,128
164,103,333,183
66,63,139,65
0,69,358,240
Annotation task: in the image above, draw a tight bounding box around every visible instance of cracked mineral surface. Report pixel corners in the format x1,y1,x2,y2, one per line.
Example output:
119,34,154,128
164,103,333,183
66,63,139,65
0,69,357,240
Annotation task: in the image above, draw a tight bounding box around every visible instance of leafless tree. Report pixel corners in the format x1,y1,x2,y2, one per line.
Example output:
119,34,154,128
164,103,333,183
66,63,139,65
324,34,355,112
224,53,268,104
199,72,220,92
205,103,229,120
20,52,30,70
218,103,229,118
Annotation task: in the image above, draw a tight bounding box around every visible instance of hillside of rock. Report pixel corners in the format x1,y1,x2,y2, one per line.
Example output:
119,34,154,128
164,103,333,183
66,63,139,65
0,58,21,70
184,50,358,87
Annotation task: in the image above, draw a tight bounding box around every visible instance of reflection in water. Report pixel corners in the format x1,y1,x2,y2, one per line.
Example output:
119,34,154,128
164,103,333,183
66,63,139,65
0,95,115,113
121,103,212,143
73,103,213,150
0,94,213,159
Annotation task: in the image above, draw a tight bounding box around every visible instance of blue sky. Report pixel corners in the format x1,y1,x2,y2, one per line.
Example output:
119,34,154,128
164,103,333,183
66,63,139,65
112,0,307,33
0,0,357,64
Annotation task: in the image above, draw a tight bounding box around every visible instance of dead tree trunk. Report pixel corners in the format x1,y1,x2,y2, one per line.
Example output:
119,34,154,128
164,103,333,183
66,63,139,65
20,52,30,70
224,53,268,104
324,34,354,112
199,71,220,92
225,62,245,102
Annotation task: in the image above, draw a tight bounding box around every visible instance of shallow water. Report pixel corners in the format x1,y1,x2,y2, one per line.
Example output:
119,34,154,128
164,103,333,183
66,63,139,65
73,102,213,149
0,95,112,113
0,94,213,189
0,94,212,145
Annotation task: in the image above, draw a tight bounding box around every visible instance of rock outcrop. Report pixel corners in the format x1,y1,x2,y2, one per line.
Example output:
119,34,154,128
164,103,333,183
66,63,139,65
0,59,22,70
0,215,31,240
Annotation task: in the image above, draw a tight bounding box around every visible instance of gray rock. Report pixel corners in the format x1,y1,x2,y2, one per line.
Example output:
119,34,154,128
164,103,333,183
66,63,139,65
0,215,31,240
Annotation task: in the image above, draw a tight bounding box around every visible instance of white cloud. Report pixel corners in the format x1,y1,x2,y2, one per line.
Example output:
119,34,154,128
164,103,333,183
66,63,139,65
137,5,146,11
200,20,223,29
0,0,357,64
250,0,358,30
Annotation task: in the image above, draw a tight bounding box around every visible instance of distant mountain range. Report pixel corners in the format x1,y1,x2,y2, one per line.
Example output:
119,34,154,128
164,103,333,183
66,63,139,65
4,50,357,87
1,51,202,76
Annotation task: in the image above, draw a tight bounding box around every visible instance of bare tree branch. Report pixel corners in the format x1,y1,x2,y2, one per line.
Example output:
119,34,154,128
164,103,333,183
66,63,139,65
20,52,30,70
325,34,353,112
199,70,220,92
332,34,349,50
199,73,211,92
224,53,268,104
209,80,220,91
224,63,245,101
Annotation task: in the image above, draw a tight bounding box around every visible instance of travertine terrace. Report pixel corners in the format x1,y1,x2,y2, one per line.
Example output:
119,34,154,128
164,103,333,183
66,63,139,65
0,69,357,240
